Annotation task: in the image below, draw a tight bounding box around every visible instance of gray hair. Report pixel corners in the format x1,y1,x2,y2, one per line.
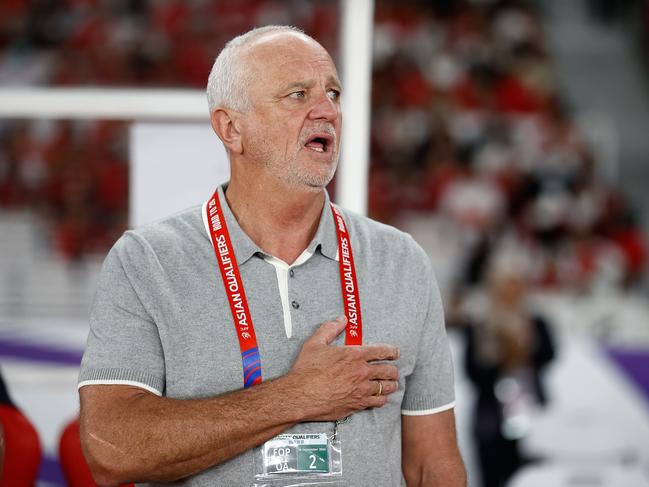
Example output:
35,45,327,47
206,25,313,113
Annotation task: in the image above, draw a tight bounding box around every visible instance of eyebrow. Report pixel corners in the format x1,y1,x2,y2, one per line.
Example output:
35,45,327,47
282,81,313,92
281,76,342,93
328,75,343,90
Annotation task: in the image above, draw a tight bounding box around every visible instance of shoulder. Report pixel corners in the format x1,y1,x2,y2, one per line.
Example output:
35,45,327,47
336,205,431,270
111,205,205,264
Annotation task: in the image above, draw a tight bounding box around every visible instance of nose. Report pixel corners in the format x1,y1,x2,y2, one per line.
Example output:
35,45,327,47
308,90,340,123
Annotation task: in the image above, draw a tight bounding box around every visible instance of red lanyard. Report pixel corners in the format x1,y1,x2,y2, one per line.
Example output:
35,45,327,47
205,190,363,388
330,204,363,345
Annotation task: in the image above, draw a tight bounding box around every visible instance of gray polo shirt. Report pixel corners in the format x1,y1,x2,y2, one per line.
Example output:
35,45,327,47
79,185,455,486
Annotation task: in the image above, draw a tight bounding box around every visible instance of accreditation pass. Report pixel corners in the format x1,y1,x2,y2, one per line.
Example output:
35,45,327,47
263,433,330,474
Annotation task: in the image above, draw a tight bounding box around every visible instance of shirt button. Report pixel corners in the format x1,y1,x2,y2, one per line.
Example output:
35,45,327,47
289,269,295,278
291,300,300,309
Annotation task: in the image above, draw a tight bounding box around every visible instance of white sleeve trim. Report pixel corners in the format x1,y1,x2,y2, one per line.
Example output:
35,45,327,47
401,401,455,416
78,379,162,396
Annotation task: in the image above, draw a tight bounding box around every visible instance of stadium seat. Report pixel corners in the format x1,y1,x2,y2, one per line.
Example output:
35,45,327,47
59,418,133,487
0,404,42,487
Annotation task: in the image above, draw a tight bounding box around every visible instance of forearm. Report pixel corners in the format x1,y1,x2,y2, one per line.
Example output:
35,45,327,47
405,457,467,487
402,411,466,487
81,374,311,485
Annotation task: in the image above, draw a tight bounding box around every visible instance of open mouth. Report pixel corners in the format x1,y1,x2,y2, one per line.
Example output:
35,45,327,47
304,133,333,154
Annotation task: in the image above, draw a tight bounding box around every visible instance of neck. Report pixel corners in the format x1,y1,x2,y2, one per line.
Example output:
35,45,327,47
225,173,325,264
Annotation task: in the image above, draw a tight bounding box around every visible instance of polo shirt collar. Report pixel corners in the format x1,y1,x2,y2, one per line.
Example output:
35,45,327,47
203,184,339,265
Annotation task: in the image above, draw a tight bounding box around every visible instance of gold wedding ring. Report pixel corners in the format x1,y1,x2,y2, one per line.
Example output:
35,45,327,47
375,380,384,396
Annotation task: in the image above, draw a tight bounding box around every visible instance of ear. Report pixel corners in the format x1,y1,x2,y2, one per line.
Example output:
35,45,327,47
210,108,243,154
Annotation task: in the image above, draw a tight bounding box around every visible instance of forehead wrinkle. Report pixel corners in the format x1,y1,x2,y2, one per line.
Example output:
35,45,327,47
282,80,315,91
246,34,336,73
273,59,340,90
274,53,336,72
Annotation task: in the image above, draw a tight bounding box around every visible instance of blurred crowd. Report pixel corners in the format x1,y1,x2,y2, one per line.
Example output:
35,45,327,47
0,0,338,87
0,120,128,259
368,0,647,298
0,0,644,290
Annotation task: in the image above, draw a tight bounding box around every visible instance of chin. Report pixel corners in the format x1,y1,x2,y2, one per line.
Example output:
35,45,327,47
287,162,337,191
287,172,334,192
298,176,332,191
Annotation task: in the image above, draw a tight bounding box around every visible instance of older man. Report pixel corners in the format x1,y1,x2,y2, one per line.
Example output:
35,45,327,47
78,26,465,486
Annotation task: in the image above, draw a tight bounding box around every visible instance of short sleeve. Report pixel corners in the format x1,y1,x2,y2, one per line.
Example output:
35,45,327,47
401,255,455,415
78,232,165,395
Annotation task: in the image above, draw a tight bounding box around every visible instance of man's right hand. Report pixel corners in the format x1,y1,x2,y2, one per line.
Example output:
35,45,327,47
288,316,400,421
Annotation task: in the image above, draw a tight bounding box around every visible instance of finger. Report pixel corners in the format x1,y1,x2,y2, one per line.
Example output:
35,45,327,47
359,343,400,362
363,394,389,409
364,380,399,397
379,380,399,396
309,316,347,345
368,364,399,381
